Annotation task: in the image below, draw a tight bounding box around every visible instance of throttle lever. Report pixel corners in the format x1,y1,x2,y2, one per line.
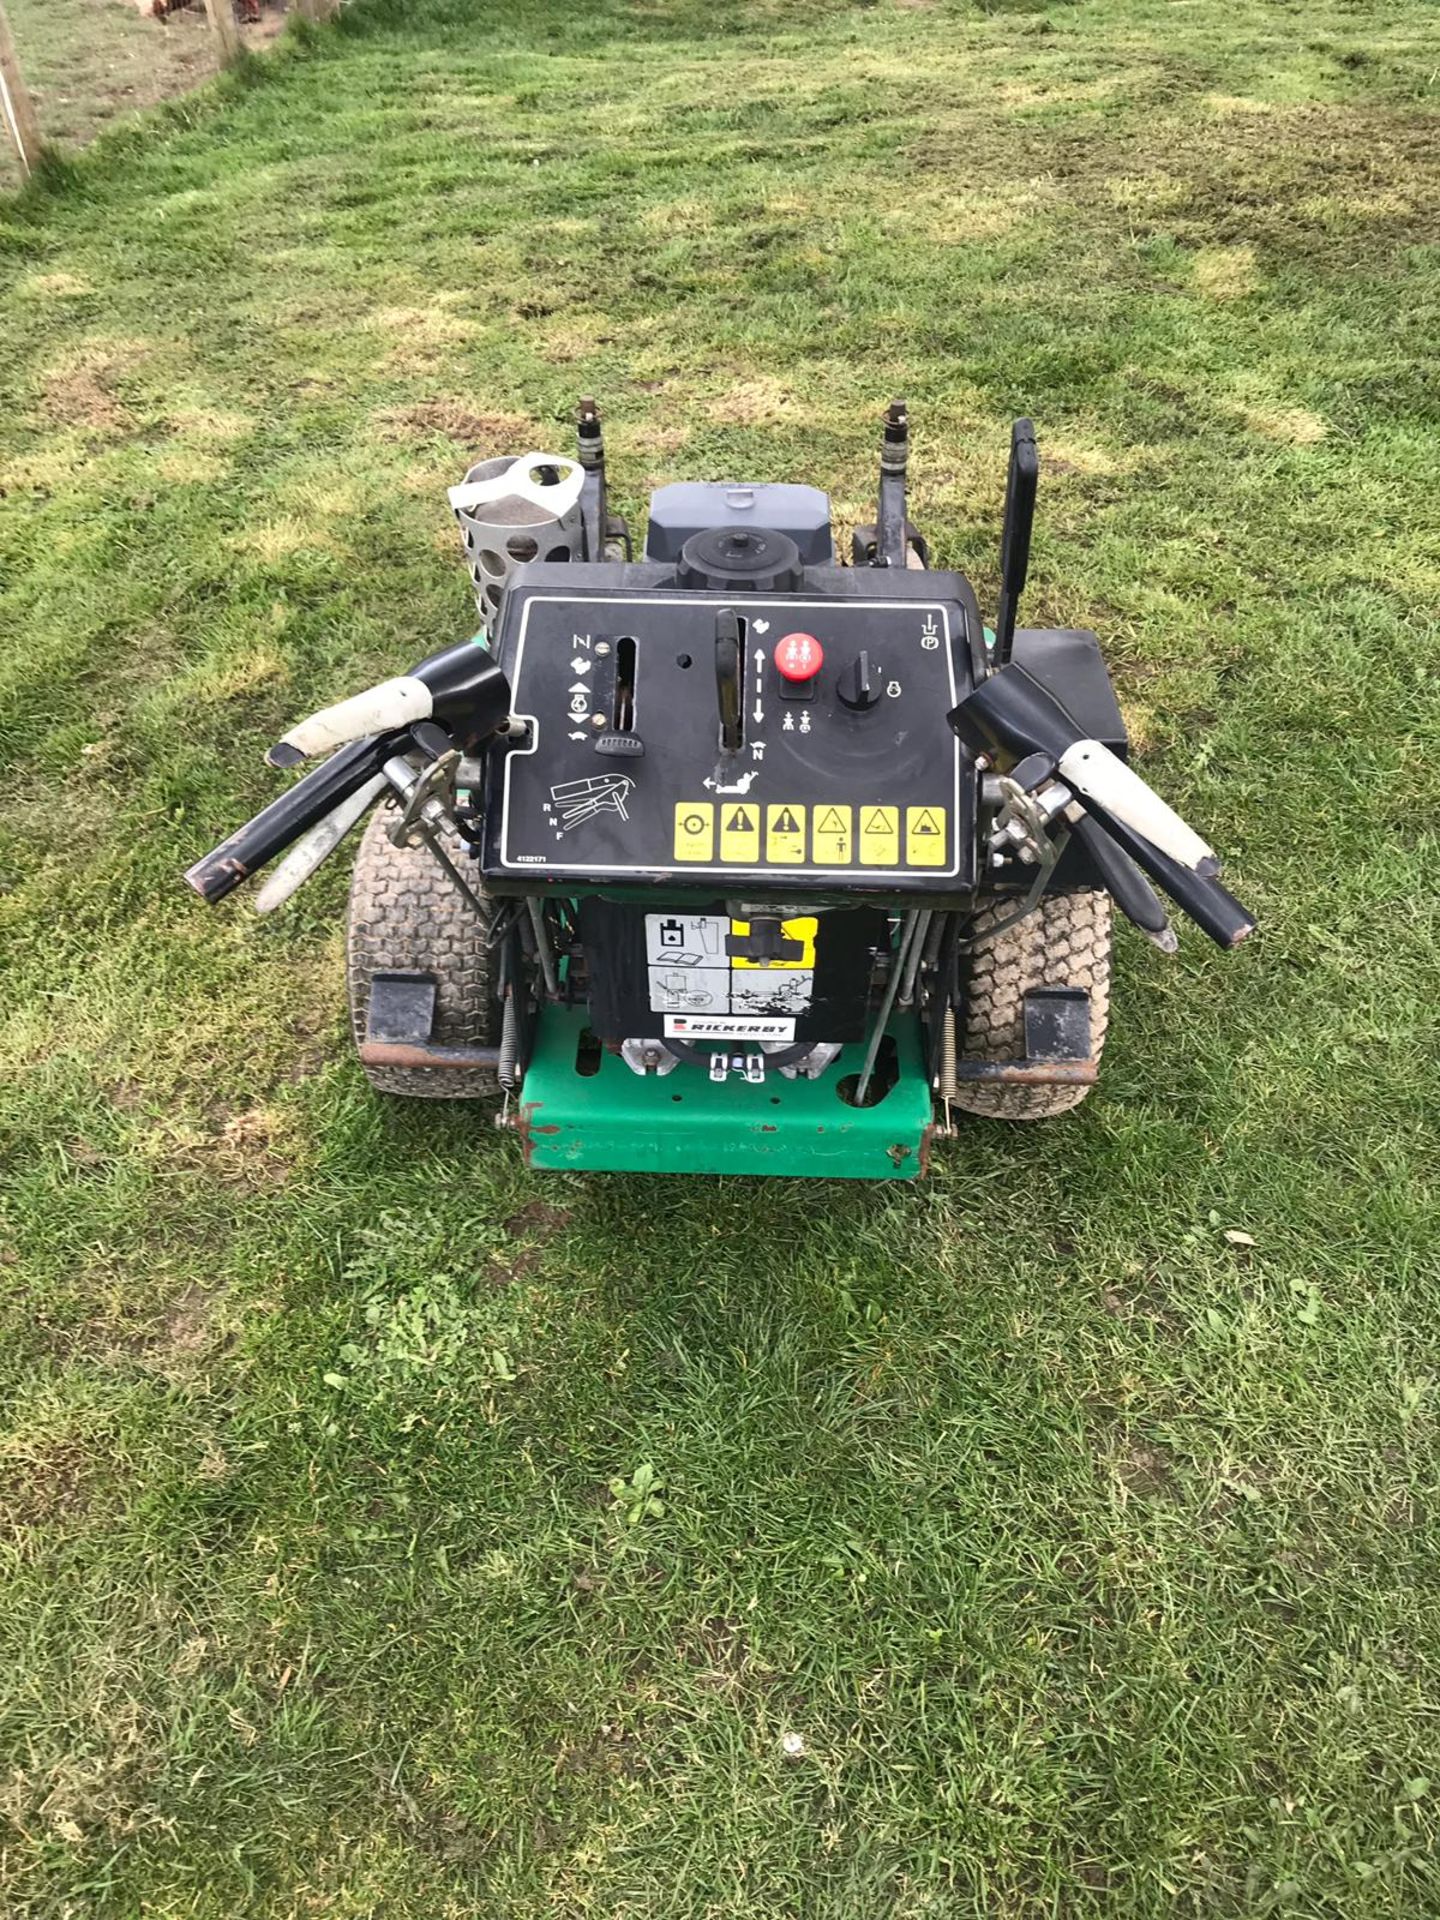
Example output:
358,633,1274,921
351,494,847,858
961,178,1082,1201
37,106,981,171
714,607,743,755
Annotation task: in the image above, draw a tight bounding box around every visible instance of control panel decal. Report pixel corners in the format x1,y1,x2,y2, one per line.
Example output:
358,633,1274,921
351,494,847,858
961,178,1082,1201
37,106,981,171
546,774,634,835
859,805,899,866
765,804,806,864
671,798,951,867
812,805,852,865
906,806,946,866
718,804,761,864
673,802,714,861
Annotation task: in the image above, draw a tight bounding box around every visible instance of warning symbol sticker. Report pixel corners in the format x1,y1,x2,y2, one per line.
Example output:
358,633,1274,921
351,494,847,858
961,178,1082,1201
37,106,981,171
673,802,714,862
906,805,947,867
859,805,899,867
765,804,806,864
812,804,852,865
720,803,761,863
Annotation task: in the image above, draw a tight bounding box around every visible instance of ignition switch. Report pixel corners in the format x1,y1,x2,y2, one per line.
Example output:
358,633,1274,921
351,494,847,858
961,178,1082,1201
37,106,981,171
838,649,882,711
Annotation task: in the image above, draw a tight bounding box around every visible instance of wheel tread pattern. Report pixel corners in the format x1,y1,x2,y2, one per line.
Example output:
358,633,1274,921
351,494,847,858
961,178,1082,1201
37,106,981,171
346,809,499,1100
954,889,1112,1119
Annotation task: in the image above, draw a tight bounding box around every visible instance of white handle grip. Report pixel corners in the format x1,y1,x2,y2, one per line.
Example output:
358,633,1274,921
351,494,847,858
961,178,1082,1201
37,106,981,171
1057,740,1216,873
273,676,434,762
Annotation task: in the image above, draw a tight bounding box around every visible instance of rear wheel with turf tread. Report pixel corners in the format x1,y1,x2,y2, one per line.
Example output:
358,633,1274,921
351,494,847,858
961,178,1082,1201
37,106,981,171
953,888,1112,1119
346,807,500,1100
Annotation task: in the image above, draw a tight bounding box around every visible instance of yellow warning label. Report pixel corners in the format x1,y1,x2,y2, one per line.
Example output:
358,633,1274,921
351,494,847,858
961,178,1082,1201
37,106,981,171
732,915,817,970
812,804,853,865
719,802,761,863
673,802,714,861
859,804,899,866
765,804,806,864
906,805,947,867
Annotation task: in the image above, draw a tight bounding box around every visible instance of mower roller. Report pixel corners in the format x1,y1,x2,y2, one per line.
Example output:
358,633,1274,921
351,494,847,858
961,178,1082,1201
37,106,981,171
186,402,1254,1179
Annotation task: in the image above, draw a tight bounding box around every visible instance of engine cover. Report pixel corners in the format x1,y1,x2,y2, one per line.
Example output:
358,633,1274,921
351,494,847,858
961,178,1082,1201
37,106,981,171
479,564,983,900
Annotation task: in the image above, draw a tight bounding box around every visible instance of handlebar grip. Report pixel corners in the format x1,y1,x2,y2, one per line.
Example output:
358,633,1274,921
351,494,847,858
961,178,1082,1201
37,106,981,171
1069,809,1171,938
1096,811,1256,949
183,734,401,905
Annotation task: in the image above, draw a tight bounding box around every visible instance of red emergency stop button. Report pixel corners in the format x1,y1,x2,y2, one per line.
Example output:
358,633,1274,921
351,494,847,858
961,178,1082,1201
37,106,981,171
774,631,824,682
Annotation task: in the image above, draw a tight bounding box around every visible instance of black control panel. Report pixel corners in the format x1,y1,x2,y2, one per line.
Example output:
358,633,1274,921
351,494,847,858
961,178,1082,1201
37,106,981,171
481,570,981,897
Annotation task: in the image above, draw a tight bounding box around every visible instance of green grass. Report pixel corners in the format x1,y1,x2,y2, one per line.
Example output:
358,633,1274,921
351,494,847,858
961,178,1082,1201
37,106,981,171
2,0,1439,1912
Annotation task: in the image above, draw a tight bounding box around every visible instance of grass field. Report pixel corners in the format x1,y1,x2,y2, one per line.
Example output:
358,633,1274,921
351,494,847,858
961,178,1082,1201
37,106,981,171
2,0,1438,1912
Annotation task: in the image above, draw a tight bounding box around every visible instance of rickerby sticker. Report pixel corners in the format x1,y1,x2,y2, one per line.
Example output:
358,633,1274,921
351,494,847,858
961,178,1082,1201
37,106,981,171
664,1015,796,1041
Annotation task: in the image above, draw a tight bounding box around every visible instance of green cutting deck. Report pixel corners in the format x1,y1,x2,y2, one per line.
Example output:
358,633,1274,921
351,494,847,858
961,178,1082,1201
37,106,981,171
515,1008,934,1179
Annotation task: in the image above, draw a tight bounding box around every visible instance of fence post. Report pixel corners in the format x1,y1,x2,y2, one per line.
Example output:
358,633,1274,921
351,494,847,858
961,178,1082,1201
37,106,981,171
201,0,242,66
0,0,43,179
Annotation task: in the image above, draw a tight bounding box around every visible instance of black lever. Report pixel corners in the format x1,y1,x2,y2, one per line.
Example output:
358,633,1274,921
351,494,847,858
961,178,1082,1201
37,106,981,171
184,732,404,905
950,663,1257,951
715,608,743,754
576,396,607,563
994,418,1039,670
875,398,909,569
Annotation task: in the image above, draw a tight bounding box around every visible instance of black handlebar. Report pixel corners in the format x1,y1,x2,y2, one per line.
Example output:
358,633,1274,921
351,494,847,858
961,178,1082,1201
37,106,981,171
183,731,406,905
994,419,1038,669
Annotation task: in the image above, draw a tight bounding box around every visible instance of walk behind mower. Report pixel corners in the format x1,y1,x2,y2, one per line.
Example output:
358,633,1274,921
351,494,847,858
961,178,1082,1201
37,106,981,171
185,403,1254,1179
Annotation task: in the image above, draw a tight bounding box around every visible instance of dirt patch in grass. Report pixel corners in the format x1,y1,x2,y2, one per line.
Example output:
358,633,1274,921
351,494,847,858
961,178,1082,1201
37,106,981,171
1113,1441,1180,1501
37,345,141,431
487,1200,574,1284
156,1282,228,1361
502,1200,573,1242
0,1433,100,1535
376,401,534,446
15,272,95,299
1192,244,1260,299
703,376,809,427
1238,404,1329,444
156,1104,296,1186
0,1690,161,1849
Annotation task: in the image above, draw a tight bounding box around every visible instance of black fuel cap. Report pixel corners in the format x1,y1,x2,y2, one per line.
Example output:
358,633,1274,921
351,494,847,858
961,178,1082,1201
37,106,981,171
676,525,803,593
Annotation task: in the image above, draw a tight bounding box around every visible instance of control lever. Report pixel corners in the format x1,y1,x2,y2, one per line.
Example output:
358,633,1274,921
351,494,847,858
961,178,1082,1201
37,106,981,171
1066,809,1176,950
252,773,389,915
994,419,1038,670
186,711,484,909
184,731,404,904
951,663,1255,949
714,607,743,754
876,399,909,569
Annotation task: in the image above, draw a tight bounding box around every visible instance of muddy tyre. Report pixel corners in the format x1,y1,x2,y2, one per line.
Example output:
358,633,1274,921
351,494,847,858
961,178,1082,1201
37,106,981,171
346,808,500,1100
953,889,1112,1120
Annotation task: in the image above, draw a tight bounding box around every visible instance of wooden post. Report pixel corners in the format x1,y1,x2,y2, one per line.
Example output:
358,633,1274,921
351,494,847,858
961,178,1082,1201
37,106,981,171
0,0,43,179
201,0,241,66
